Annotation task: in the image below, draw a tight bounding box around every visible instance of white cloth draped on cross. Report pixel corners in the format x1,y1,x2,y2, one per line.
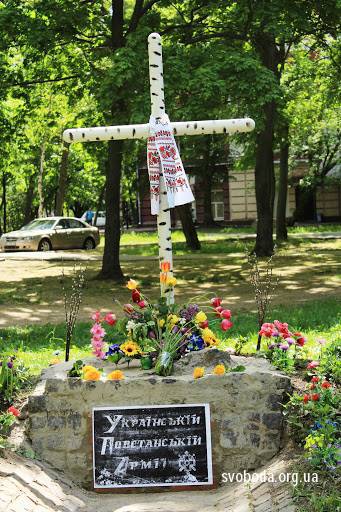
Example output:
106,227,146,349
147,114,194,215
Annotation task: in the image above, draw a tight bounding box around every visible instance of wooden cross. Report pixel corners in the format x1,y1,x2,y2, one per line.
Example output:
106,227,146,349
63,33,255,304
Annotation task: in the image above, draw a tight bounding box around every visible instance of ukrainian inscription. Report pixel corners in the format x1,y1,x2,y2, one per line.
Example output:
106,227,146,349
92,404,213,488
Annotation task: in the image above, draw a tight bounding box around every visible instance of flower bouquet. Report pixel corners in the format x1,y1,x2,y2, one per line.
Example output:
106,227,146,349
88,272,234,376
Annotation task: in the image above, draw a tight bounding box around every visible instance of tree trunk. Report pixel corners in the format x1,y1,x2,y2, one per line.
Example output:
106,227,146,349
276,122,289,241
100,139,124,280
38,143,46,218
99,0,125,280
24,174,35,225
1,172,7,234
176,203,201,250
55,142,69,216
253,34,278,256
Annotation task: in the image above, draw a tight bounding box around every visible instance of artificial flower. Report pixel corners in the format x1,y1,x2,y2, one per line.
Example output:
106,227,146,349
107,370,124,381
213,364,226,376
321,381,331,389
132,289,141,303
91,311,101,322
104,312,117,326
221,319,233,331
199,320,209,329
210,297,222,308
166,276,177,287
160,273,167,283
123,303,134,314
303,394,310,403
7,406,20,417
193,367,205,379
83,367,101,381
187,334,205,351
307,361,320,369
126,320,136,331
311,376,319,383
138,300,147,308
214,306,223,317
126,279,138,290
90,323,106,338
158,319,165,328
105,344,121,356
83,365,97,373
202,328,219,346
311,393,320,401
120,340,141,357
220,309,231,320
195,311,207,324
161,261,171,272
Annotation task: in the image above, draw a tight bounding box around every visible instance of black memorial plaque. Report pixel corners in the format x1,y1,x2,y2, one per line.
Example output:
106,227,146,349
92,403,213,489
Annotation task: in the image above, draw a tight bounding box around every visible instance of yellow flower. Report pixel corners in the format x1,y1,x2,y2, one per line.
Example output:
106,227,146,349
83,368,101,381
304,434,325,451
126,279,138,290
195,311,207,324
158,319,165,328
202,328,219,346
167,314,179,325
213,364,226,376
107,370,125,381
166,276,177,287
193,367,205,379
120,340,141,357
83,365,97,373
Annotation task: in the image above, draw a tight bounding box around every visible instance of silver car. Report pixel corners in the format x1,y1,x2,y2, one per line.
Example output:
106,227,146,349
0,217,100,252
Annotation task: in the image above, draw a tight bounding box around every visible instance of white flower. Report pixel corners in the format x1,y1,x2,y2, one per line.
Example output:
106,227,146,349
179,318,186,325
126,320,136,331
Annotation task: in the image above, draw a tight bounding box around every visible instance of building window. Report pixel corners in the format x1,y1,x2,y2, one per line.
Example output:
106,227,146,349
211,190,225,221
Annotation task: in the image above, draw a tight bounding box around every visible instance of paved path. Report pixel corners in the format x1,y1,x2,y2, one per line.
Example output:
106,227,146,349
0,450,297,512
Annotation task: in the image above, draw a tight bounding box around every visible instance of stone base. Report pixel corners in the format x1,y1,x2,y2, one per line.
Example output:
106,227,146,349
28,351,290,490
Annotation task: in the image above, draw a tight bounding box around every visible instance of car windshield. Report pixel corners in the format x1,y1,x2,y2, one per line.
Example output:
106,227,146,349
20,219,56,231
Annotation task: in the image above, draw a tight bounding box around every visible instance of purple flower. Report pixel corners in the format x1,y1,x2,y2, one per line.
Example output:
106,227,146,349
286,337,295,345
279,344,289,351
148,330,156,339
268,343,276,350
172,325,180,334
272,330,279,337
105,344,120,356
317,338,327,345
7,361,13,369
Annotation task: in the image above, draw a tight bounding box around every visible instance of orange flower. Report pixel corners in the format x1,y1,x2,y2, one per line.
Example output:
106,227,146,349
193,367,205,379
213,364,226,376
161,261,171,272
83,367,101,381
107,370,124,381
160,273,167,283
49,358,61,365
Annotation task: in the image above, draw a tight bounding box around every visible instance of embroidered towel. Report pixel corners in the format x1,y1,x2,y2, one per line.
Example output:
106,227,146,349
147,114,194,215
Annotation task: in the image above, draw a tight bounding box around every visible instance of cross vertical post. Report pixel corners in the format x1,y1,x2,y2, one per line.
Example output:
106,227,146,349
148,33,174,304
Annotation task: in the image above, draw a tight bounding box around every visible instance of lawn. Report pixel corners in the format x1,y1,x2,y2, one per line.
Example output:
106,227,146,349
0,297,340,375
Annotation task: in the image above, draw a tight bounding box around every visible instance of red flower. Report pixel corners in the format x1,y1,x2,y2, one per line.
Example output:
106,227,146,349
307,361,319,369
137,300,147,309
132,289,141,303
310,384,316,390
296,336,306,347
311,376,319,383
259,322,275,338
210,297,222,308
215,306,223,317
104,312,117,326
220,309,231,320
199,320,209,329
303,394,310,403
321,381,331,389
7,406,20,417
311,393,320,401
221,319,233,331
123,304,134,314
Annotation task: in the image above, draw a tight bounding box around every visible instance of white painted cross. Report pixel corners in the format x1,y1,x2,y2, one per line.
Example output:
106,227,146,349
63,33,255,304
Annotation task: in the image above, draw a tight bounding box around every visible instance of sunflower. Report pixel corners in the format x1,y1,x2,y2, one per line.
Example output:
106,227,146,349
120,340,141,357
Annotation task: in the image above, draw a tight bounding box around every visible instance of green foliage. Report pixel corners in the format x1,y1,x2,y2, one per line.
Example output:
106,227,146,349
0,355,28,405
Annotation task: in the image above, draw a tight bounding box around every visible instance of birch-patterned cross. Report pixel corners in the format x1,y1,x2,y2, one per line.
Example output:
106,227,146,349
63,32,255,304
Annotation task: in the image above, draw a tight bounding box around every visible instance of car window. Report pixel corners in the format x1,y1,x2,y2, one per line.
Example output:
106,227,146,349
56,219,71,229
69,219,84,229
21,219,56,231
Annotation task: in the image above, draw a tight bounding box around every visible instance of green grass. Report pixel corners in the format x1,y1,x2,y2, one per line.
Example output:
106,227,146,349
1,298,339,375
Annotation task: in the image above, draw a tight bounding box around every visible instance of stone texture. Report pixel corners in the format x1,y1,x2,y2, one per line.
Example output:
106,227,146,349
28,353,290,490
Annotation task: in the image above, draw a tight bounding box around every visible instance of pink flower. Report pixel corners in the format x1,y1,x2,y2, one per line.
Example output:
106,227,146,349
307,361,320,369
104,312,116,326
286,337,295,345
90,323,106,338
221,319,233,331
317,338,327,345
259,322,275,338
91,311,101,322
137,300,147,309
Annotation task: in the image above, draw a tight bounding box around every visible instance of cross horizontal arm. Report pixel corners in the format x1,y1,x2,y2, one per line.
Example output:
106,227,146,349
63,118,255,144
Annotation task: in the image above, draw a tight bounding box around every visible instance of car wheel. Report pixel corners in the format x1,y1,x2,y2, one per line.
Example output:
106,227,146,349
84,237,95,250
38,238,52,252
